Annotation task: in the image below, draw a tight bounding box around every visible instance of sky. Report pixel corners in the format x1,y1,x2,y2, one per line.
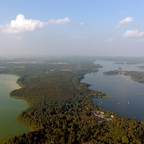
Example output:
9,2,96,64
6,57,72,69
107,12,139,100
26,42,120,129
0,0,144,57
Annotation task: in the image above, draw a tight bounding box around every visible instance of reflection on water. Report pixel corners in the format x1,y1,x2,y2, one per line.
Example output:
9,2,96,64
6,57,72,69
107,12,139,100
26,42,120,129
0,74,30,140
81,60,144,121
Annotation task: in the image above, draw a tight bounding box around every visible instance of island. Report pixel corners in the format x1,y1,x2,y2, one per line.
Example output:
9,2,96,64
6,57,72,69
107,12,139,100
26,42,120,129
103,70,144,83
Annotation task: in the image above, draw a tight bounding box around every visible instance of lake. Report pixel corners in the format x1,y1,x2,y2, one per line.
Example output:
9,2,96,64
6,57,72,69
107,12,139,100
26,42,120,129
0,75,30,140
81,60,144,121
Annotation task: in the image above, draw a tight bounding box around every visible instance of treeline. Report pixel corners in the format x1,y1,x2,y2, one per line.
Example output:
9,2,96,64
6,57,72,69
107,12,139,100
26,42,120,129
103,70,119,75
1,58,144,144
124,71,144,83
103,70,144,83
0,58,99,77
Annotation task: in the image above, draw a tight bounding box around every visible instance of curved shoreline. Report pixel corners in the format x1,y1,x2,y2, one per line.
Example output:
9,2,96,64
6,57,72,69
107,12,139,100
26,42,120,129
0,74,30,141
82,60,144,121
8,75,33,129
11,96,36,131
2,64,144,143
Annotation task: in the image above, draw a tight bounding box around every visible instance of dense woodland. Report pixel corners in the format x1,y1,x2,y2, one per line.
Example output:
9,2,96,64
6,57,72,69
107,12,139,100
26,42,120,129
0,57,144,144
103,70,144,83
103,70,119,75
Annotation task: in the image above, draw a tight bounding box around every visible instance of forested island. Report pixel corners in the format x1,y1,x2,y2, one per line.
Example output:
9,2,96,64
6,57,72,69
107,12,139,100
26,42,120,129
0,57,144,144
103,70,144,83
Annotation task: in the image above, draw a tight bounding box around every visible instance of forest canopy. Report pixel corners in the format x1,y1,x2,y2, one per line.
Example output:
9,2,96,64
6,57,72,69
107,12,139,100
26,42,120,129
0,57,144,144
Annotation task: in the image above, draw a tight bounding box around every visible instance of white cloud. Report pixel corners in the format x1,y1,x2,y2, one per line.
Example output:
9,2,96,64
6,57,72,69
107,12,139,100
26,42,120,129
1,14,72,33
119,17,133,25
79,22,85,25
116,16,133,28
124,29,144,37
107,38,114,42
1,14,45,33
48,17,72,24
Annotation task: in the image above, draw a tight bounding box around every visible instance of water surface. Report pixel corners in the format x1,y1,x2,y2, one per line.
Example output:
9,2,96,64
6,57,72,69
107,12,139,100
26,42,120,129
0,74,30,140
81,60,144,121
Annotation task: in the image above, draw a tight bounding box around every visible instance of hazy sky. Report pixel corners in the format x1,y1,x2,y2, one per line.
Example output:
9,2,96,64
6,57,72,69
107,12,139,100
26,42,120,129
1,0,144,56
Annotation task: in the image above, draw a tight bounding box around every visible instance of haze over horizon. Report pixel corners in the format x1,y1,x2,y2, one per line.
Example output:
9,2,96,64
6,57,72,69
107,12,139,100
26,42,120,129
1,0,144,57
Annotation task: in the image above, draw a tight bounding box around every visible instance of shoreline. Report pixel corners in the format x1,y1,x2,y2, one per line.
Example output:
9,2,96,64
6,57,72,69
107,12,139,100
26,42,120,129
11,95,37,131
82,61,144,122
0,74,31,141
11,76,33,131
1,62,144,143
9,75,32,129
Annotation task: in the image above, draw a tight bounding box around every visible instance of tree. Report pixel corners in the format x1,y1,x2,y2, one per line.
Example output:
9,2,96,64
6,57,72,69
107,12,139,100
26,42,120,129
122,136,129,144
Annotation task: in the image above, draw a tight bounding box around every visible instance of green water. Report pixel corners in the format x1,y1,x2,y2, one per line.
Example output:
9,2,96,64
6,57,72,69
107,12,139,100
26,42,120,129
0,74,30,140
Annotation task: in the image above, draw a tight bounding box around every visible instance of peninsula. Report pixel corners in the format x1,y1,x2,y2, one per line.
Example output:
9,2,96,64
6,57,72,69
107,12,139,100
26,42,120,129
1,57,144,144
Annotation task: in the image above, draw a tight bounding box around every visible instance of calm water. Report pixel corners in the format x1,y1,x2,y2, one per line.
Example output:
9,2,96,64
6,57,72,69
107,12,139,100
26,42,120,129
0,75,30,140
81,60,144,121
